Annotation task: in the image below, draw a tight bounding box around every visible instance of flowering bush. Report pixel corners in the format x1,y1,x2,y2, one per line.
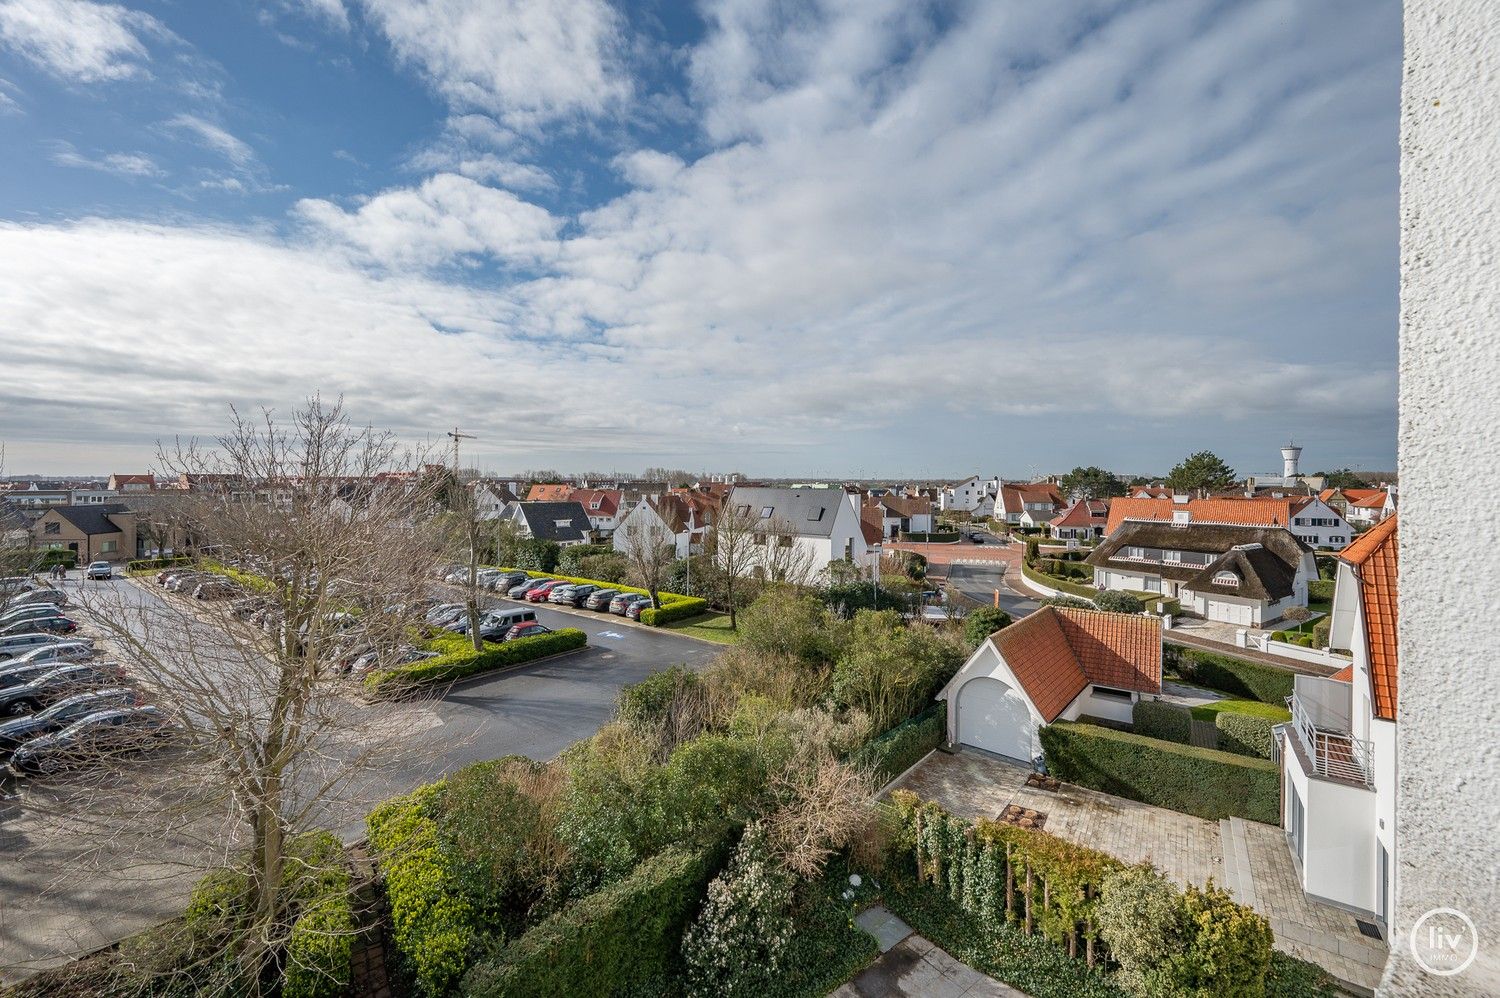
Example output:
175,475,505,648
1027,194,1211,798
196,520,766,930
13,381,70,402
682,824,795,997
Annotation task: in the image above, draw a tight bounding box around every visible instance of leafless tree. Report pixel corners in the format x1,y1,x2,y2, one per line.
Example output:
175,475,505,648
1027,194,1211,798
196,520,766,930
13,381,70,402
7,399,455,992
619,510,677,610
439,481,498,652
708,503,761,630
760,516,819,588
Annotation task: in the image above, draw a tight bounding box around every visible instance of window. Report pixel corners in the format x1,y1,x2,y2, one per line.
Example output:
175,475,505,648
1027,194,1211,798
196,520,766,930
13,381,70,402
807,507,825,522
778,535,793,547
44,522,59,535
590,499,602,509
101,540,117,553
760,506,775,518
1212,571,1240,587
1163,550,1181,563
1144,576,1161,593
735,504,751,516
1091,686,1133,702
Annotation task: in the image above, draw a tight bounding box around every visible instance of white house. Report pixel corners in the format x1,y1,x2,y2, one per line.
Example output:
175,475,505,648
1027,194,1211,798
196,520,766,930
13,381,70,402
504,501,593,547
938,607,1162,764
939,475,993,513
1106,494,1353,550
1276,516,1397,934
863,495,936,539
612,492,713,559
1086,521,1315,627
470,482,517,521
570,488,625,536
724,486,877,577
997,483,1063,527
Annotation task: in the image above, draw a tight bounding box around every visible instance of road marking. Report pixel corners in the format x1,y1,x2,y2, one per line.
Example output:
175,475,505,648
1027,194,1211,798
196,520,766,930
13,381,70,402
598,630,624,639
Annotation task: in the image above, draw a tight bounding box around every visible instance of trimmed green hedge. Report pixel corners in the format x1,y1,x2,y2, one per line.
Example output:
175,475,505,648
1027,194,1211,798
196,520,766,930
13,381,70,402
1131,700,1191,744
905,531,960,543
1214,712,1278,760
368,785,477,996
1040,721,1279,824
35,549,77,569
364,628,587,696
1307,579,1335,603
1020,561,1100,602
1165,644,1296,705
127,556,193,572
284,834,356,998
848,703,946,784
460,841,725,997
491,566,705,626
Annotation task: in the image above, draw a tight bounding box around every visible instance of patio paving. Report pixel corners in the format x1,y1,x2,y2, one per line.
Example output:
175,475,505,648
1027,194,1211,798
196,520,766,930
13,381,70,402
836,907,1026,998
890,749,1387,995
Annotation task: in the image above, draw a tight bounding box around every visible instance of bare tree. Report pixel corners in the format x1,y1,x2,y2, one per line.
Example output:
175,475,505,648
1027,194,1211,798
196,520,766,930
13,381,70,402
11,399,454,992
760,516,818,589
619,508,677,610
708,503,760,630
439,480,497,652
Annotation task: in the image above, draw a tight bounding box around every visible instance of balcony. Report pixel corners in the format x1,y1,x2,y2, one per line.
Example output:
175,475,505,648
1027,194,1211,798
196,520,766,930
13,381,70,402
1285,675,1372,787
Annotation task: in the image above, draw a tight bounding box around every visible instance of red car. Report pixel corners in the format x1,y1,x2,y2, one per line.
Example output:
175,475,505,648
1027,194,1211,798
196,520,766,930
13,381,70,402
504,621,553,641
524,580,567,603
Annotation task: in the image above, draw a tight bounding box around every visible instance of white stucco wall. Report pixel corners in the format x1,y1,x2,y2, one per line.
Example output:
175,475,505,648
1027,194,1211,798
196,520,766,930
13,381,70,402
1393,1,1500,991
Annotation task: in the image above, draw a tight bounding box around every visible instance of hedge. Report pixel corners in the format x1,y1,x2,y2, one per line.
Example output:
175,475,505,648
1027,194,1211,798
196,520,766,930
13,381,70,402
368,784,478,996
1039,721,1279,824
848,703,946,784
1214,712,1279,760
285,833,356,998
1020,561,1099,602
127,556,193,572
1164,644,1296,705
364,628,587,696
1131,700,1191,745
1307,579,1335,603
460,841,725,997
35,549,77,569
905,531,961,543
490,566,705,627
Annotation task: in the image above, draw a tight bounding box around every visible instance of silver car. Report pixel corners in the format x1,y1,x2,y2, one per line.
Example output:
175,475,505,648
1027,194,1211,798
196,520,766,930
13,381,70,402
3,642,95,668
0,633,92,661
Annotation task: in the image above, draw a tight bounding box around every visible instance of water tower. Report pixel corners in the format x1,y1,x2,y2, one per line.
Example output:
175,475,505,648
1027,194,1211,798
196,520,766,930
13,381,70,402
1281,442,1303,479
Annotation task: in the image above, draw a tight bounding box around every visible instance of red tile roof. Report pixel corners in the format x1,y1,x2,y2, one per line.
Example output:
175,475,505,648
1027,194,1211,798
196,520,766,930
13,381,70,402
1340,516,1398,720
1104,495,1307,535
988,607,1162,722
1330,665,1354,683
1049,500,1108,528
571,488,621,516
526,484,574,502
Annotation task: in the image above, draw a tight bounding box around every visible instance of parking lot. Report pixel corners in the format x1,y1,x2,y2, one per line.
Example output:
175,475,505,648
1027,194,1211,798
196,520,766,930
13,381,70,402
0,567,723,980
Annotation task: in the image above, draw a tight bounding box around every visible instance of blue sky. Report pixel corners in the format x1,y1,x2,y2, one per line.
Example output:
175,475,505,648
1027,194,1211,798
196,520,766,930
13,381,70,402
0,0,1401,479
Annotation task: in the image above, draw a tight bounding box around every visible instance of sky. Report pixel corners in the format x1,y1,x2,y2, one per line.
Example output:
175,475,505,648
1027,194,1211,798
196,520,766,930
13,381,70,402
0,0,1401,480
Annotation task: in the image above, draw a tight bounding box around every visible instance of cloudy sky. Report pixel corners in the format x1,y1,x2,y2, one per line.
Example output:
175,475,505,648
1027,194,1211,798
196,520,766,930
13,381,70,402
0,0,1399,479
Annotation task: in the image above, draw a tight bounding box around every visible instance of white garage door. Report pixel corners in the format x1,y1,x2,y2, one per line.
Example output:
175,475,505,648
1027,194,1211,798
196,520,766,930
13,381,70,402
956,678,1034,763
1207,600,1252,626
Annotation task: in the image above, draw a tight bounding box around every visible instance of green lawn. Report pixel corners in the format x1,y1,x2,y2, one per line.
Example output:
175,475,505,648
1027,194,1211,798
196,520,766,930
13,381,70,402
1190,698,1291,723
663,612,740,644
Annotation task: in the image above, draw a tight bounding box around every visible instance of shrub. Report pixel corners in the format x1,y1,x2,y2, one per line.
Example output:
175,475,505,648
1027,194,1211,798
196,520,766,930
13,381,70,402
183,868,250,943
127,555,193,572
367,787,479,996
736,584,838,662
963,607,1012,647
1214,713,1278,760
1165,646,1295,704
1307,579,1335,603
1132,700,1191,744
1312,618,1332,648
832,610,965,732
285,877,355,998
1171,881,1273,997
617,665,703,732
514,538,560,572
556,542,616,575
35,549,77,569
1266,950,1338,997
1095,591,1145,614
682,824,795,998
1040,722,1279,824
461,841,726,998
1039,594,1093,610
364,628,587,695
847,703,946,784
638,597,710,625
1096,864,1186,996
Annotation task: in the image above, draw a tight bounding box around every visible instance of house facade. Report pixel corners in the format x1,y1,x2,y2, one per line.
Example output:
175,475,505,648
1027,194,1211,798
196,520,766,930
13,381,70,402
470,482,517,521
938,475,992,513
612,491,714,560
1087,521,1315,627
570,489,625,536
1047,500,1109,540
998,483,1063,527
32,504,139,562
1105,495,1353,550
505,501,593,547
723,486,876,577
863,495,935,539
938,608,1162,764
1275,516,1397,932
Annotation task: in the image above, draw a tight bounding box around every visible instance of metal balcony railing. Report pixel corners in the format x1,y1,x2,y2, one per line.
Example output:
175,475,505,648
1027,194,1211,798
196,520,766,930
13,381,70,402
1287,695,1373,787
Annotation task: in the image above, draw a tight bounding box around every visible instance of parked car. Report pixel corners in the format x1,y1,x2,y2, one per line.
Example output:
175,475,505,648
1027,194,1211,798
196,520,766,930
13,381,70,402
0,577,39,595
0,688,144,752
0,658,124,695
2,641,95,669
584,588,621,611
0,665,133,716
546,585,580,605
193,578,241,600
8,589,68,609
425,604,466,627
0,632,90,660
610,593,651,616
625,599,650,621
10,706,177,777
164,572,210,592
474,608,538,641
504,621,553,641
0,616,76,637
0,603,65,628
507,577,543,598
555,584,598,608
488,571,529,592
84,561,113,581
525,580,567,603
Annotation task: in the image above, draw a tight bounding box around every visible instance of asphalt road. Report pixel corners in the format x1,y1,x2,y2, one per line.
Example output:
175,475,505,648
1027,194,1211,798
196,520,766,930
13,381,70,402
0,571,722,980
942,563,1041,619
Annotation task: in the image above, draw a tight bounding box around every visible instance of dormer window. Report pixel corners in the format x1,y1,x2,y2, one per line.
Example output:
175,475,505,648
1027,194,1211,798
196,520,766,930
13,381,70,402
1213,571,1240,587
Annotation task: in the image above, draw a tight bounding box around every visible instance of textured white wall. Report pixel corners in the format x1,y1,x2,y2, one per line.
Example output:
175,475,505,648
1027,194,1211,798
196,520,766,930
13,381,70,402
1390,1,1500,994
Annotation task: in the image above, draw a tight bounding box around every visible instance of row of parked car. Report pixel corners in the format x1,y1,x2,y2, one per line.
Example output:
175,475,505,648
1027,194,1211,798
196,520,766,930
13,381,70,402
155,567,247,601
434,567,657,621
0,578,81,638
0,580,175,776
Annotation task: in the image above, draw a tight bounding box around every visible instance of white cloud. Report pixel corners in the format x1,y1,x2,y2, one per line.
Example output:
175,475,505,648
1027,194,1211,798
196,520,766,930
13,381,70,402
164,114,256,168
287,0,348,31
0,0,165,82
358,0,631,128
51,144,161,177
295,173,561,268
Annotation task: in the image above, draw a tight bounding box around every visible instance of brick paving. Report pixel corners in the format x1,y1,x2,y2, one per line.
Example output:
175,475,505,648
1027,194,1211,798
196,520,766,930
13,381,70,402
890,750,1386,995
1164,630,1340,677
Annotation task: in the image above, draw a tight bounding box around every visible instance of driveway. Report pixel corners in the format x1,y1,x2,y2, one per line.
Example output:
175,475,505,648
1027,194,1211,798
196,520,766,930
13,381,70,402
0,571,722,980
836,906,1024,998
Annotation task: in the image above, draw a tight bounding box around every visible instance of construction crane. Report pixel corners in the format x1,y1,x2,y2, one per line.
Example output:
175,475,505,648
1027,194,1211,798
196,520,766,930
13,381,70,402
446,427,476,475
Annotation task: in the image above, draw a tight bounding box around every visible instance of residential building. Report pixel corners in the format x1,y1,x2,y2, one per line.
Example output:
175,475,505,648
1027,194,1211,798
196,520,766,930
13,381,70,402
723,486,876,576
1047,500,1109,541
31,504,139,563
614,493,705,560
107,474,156,493
938,607,1162,763
504,501,593,547
525,483,575,502
470,481,517,521
570,488,625,535
997,483,1063,527
1086,521,1315,626
862,494,935,539
1105,494,1354,549
938,475,992,513
1275,516,1397,933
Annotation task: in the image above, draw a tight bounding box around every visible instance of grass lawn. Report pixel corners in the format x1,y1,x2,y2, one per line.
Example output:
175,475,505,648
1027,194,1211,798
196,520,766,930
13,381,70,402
1190,698,1291,723
663,611,740,644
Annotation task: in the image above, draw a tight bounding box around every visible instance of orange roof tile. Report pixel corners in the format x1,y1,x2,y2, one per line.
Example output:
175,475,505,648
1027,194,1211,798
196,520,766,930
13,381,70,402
1330,665,1354,683
988,607,1161,721
526,484,574,502
1340,516,1398,720
1104,495,1306,535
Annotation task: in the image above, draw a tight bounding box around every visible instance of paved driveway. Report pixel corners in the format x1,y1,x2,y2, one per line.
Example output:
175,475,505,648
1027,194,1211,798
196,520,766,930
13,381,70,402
0,572,722,980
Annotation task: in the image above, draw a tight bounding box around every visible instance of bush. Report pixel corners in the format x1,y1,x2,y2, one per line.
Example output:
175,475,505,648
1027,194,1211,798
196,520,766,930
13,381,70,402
364,628,587,695
556,542,616,575
832,610,965,731
1132,700,1191,744
461,841,726,998
638,597,710,625
1307,579,1335,603
1040,722,1279,823
682,824,795,998
1022,561,1101,601
905,531,960,543
1172,882,1273,997
514,538,560,572
1095,591,1145,614
367,786,479,996
127,555,193,572
1266,950,1338,997
963,606,1012,647
1166,646,1295,704
617,665,702,732
1039,594,1093,610
1311,618,1332,648
1214,712,1279,760
1096,865,1186,997
737,585,838,662
285,850,355,998
184,868,250,942
34,549,77,569
847,704,946,784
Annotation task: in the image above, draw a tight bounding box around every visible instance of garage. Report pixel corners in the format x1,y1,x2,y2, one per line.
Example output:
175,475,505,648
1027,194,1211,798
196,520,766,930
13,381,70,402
1207,599,1253,626
955,677,1034,763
